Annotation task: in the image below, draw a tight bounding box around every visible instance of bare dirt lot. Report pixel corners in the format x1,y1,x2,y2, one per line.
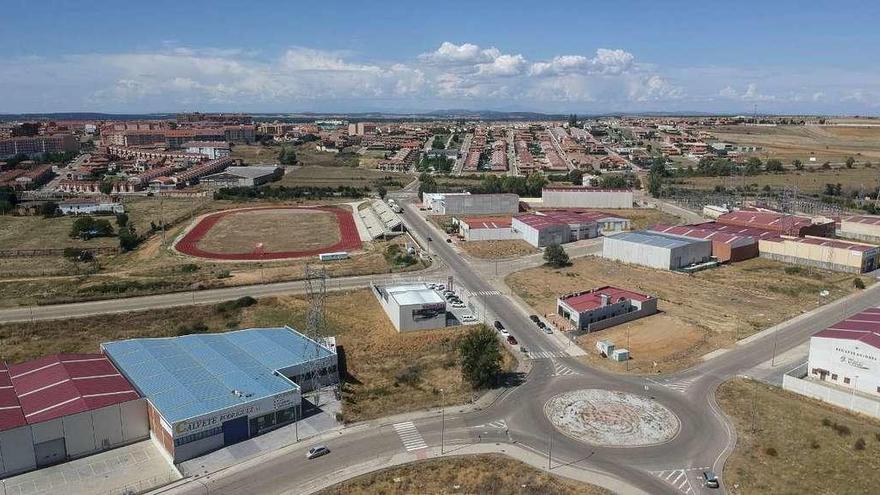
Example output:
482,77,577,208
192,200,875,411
679,165,880,195
317,454,611,495
195,209,341,254
506,256,866,374
700,124,880,163
718,378,880,495
460,240,538,259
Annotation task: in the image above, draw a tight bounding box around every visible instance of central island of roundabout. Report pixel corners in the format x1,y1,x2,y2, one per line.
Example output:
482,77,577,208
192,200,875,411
544,389,680,447
173,205,362,261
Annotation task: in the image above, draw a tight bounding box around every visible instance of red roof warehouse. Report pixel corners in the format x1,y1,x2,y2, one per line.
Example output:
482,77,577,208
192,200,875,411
0,354,149,477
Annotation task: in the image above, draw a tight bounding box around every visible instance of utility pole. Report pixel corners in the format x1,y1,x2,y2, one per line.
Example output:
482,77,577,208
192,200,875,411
440,388,446,454
770,329,780,367
548,428,553,470
750,377,758,433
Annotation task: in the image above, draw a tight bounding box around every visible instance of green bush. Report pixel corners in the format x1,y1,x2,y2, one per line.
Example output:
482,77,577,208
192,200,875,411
854,278,866,290
215,296,258,314
783,266,802,275
70,216,114,239
175,322,209,336
764,447,778,457
458,325,502,389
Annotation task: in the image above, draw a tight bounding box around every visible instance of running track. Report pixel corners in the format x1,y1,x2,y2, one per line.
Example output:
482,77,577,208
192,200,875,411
174,206,362,260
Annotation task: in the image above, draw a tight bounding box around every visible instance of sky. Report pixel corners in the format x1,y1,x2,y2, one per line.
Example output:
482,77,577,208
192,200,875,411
1,0,878,115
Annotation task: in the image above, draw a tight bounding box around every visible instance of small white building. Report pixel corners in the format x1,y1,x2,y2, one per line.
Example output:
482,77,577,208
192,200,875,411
183,141,231,160
58,198,125,216
602,231,712,270
511,211,600,248
542,187,633,209
808,312,880,398
457,216,519,241
372,283,447,332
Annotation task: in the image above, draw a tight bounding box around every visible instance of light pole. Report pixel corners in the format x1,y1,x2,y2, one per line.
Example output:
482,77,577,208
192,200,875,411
440,388,445,454
850,375,859,412
770,329,780,367
548,428,553,470
749,376,758,433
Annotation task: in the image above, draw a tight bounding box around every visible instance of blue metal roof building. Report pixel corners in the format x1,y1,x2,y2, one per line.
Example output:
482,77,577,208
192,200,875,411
602,230,712,270
101,326,338,462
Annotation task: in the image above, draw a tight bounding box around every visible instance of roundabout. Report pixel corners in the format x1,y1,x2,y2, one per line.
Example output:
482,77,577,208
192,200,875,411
544,389,681,447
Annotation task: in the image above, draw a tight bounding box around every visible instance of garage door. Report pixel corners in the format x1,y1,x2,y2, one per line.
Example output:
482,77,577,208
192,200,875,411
34,438,66,467
222,416,249,445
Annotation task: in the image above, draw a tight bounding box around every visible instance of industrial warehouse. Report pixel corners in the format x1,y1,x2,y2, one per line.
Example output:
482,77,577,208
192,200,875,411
649,224,758,263
457,216,518,241
758,236,880,273
714,209,835,237
511,211,600,247
557,286,657,333
838,214,880,243
429,192,520,215
0,354,148,477
373,283,448,332
541,187,634,209
102,327,338,463
602,230,712,270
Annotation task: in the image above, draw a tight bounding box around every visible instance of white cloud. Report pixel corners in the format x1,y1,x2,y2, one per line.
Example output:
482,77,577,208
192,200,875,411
476,54,526,77
529,49,635,76
418,42,501,65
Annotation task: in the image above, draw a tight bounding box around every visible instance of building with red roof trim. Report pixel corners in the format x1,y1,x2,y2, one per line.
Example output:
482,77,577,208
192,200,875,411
649,224,758,263
716,209,834,237
759,235,879,273
456,216,519,241
840,214,880,243
808,307,880,398
557,286,658,333
0,354,148,478
512,210,600,247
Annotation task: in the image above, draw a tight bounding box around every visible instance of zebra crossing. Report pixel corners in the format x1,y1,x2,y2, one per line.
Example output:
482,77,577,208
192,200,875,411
392,421,428,451
471,289,502,297
655,377,701,393
550,359,579,377
529,350,568,360
650,466,711,494
472,419,507,429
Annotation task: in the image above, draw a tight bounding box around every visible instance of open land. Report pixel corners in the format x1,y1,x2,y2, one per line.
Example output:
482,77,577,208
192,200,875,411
677,164,880,195
506,256,867,373
0,289,507,423
277,165,412,190
316,454,610,495
459,239,538,259
195,208,341,254
699,124,880,163
718,378,880,495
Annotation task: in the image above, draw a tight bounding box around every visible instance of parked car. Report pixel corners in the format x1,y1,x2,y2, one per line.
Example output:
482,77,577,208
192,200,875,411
451,302,465,308
506,335,518,345
499,328,510,337
494,320,505,331
461,314,477,323
702,471,719,489
542,327,553,334
536,321,547,329
520,346,528,354
427,236,432,241
528,315,540,323
306,446,330,459
436,284,445,291
446,238,452,243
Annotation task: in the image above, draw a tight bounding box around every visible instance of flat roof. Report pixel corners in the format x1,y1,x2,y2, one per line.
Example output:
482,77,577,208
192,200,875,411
543,187,632,193
1,353,140,431
513,210,601,229
842,215,880,226
385,284,446,306
560,286,653,313
717,210,831,232
813,307,880,350
606,230,708,249
460,216,512,229
649,224,756,247
102,327,335,424
761,235,878,252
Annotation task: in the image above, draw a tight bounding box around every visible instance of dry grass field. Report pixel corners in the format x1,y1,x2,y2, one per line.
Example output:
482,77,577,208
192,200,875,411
278,165,411,189
195,209,341,254
678,165,880,195
718,378,880,495
317,454,611,495
506,257,866,373
0,290,505,423
700,124,880,163
460,240,538,259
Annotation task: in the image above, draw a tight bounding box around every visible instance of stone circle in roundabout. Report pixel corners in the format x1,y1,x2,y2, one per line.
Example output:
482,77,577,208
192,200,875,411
544,389,680,447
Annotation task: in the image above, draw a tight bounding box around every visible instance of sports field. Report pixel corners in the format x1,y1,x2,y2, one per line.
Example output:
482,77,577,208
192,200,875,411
174,206,361,260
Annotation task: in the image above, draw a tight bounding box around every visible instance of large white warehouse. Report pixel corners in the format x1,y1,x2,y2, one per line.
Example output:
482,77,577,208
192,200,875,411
602,231,712,270
807,309,880,398
542,187,633,209
432,193,520,216
373,283,448,332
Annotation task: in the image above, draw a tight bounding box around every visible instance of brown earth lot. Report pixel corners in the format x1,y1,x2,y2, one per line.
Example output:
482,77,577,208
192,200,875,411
718,378,880,495
678,165,880,195
195,209,341,254
460,240,538,259
506,256,866,374
698,124,880,163
0,290,509,424
316,454,611,495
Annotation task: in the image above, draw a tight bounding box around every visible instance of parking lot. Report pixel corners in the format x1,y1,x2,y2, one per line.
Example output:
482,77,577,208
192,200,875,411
424,281,481,326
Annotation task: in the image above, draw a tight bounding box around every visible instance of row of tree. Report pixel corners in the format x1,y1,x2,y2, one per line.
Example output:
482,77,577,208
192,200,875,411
214,185,367,200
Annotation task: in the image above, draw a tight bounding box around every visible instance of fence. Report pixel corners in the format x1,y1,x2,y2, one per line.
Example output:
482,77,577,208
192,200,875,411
0,247,120,258
782,372,880,419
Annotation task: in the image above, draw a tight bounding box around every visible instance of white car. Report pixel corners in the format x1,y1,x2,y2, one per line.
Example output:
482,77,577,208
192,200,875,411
451,302,466,308
499,328,510,337
461,314,477,323
306,446,330,459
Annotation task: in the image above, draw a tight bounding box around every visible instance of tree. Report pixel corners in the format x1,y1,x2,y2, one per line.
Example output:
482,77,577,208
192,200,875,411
647,158,668,197
417,172,438,197
568,169,584,185
115,212,129,227
745,157,763,175
376,185,387,200
846,156,856,169
458,325,502,389
544,243,570,268
0,200,12,215
70,216,113,239
118,224,139,251
99,181,113,195
278,146,297,165
525,171,548,197
601,174,628,188
792,159,804,171
765,158,784,172
854,278,866,290
37,201,58,218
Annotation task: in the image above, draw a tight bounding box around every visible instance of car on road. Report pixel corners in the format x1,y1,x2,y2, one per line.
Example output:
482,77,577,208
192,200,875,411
520,346,528,354
528,315,540,323
506,335,518,345
427,236,432,241
493,320,505,331
542,326,553,334
702,471,719,489
306,446,330,459
451,302,465,308
446,238,452,243
461,314,477,323
536,320,547,329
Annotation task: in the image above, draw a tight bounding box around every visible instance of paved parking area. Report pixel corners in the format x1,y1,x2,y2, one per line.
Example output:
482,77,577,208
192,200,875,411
0,440,178,495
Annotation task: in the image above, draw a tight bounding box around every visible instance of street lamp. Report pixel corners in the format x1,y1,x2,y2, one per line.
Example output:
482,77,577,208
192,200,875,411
440,388,446,454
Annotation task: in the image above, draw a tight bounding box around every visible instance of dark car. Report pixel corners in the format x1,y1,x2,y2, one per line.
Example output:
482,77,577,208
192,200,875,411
446,238,452,243
536,320,547,329
528,315,540,323
427,236,432,242
494,320,505,331
506,335,518,345
702,471,719,489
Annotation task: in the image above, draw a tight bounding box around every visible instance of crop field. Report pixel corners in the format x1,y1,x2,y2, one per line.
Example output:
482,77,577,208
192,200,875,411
317,454,610,495
174,206,361,260
718,378,880,494
700,124,880,163
506,256,866,373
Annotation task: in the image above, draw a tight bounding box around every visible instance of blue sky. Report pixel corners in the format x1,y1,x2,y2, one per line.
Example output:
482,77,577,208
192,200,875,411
2,0,878,114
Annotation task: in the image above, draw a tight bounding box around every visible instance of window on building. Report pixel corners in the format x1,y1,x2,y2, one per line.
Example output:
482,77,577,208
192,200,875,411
832,374,838,380
249,413,277,435
844,377,850,385
174,426,222,447
276,407,296,425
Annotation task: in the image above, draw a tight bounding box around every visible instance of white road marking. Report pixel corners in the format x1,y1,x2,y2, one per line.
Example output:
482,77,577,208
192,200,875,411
393,421,427,451
650,467,702,494
472,289,502,297
550,359,579,377
472,419,507,429
529,350,567,360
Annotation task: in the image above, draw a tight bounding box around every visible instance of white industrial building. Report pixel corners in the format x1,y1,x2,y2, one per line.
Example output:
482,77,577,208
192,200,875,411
372,283,447,332
58,198,125,216
511,211,600,248
429,193,520,216
602,231,712,270
808,310,880,398
456,216,519,241
183,141,231,160
541,187,633,209
0,354,148,477
200,166,284,188
422,192,470,211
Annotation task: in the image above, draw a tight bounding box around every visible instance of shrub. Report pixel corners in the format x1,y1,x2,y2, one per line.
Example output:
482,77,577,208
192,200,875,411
543,243,571,268
394,365,423,386
70,216,114,239
854,278,866,290
215,296,257,314
63,248,94,262
821,418,832,427
175,322,209,336
784,266,802,275
216,270,231,279
764,447,778,457
875,432,880,442
810,439,820,449
180,263,200,273
832,423,852,436
458,325,502,389
854,437,866,450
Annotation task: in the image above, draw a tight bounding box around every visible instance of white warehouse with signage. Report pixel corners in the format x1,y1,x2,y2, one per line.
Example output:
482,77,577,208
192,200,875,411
102,327,338,463
373,283,448,332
